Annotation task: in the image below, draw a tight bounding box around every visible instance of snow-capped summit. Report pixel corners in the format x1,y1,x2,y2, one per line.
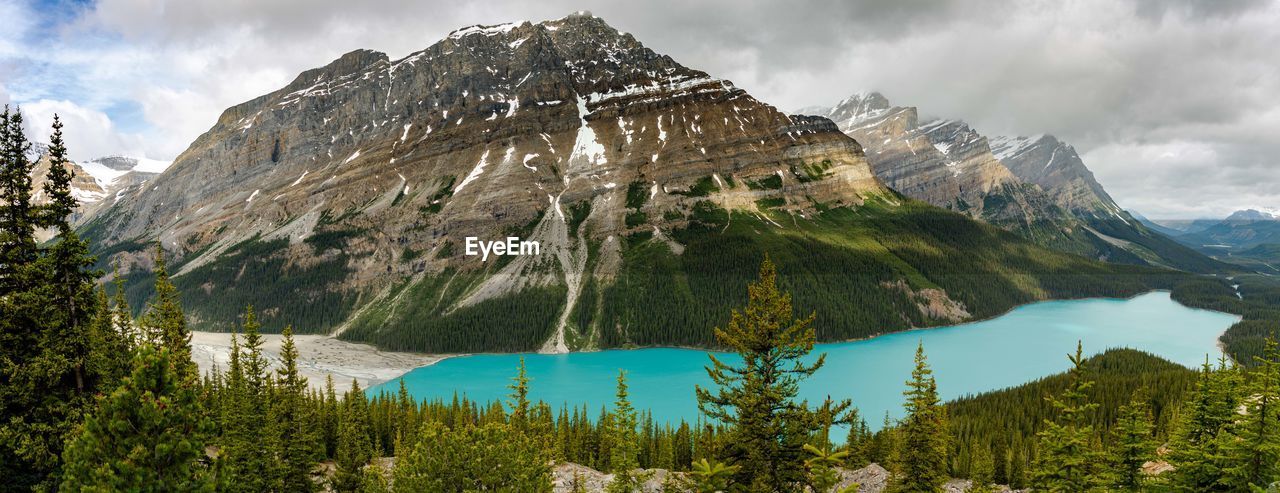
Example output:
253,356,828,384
25,144,166,218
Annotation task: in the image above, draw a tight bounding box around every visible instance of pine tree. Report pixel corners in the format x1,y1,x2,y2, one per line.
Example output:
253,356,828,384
1105,390,1155,491
321,374,340,457
60,345,214,492
509,357,531,431
220,306,275,492
845,418,872,469
990,439,1008,486
271,325,321,492
1222,339,1280,490
607,370,645,492
1032,341,1102,492
803,442,849,493
88,286,132,389
1,112,116,488
890,342,949,493
1165,356,1242,491
141,245,194,379
333,380,374,492
395,379,418,448
392,421,551,492
1007,446,1026,490
968,445,995,493
673,422,694,471
0,105,38,292
694,256,849,490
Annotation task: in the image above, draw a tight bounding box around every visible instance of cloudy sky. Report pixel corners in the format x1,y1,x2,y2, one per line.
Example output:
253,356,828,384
3,0,1277,219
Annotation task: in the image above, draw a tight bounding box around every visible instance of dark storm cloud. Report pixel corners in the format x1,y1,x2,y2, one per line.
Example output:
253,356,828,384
13,0,1280,218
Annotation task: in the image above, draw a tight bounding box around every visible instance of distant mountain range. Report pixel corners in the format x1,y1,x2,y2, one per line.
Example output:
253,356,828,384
77,13,1204,353
800,92,1224,273
1137,208,1280,274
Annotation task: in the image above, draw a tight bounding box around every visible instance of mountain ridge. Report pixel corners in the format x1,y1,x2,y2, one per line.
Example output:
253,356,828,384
801,91,1227,274
80,14,1182,353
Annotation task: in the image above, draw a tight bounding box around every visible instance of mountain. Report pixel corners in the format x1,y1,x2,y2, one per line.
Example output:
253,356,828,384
803,92,1226,273
1176,209,1280,252
1225,209,1278,222
25,146,165,239
83,13,1172,353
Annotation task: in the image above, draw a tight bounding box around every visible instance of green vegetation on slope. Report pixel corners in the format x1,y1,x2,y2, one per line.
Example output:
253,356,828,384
586,198,1182,348
338,269,565,353
942,349,1198,481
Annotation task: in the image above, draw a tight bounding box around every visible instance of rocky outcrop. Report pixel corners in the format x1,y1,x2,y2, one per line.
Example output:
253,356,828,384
550,462,1014,493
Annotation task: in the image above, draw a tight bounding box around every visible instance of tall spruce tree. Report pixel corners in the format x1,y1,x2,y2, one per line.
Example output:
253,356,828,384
509,357,531,431
1222,339,1280,490
891,343,949,493
968,445,996,493
141,245,194,379
221,306,275,492
606,370,644,492
0,105,44,487
271,325,321,492
0,105,37,292
695,256,849,491
333,380,374,492
60,345,214,492
1165,356,1242,491
1106,390,1155,491
1032,342,1102,492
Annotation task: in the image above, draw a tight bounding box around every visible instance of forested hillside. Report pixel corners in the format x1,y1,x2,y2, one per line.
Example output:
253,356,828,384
342,195,1188,353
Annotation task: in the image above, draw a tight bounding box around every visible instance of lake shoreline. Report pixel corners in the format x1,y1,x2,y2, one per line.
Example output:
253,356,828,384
196,289,1237,394
378,290,1241,427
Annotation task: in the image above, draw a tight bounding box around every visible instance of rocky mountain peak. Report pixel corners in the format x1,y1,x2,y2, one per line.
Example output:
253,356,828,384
84,12,887,343
1225,209,1278,222
990,133,1118,217
813,91,896,129
87,155,142,171
24,142,50,162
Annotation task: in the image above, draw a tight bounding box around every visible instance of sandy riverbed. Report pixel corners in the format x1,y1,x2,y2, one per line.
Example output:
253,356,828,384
190,331,444,393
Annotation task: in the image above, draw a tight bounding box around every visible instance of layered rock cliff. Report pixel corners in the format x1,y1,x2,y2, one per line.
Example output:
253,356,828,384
804,91,1226,273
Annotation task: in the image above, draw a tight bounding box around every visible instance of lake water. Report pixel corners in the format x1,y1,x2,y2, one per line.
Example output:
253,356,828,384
372,292,1239,429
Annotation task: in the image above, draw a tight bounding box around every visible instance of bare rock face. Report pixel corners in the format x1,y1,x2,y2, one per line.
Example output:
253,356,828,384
806,91,1223,273
85,13,888,343
990,134,1125,219
805,92,1017,210
29,156,106,205
802,92,1084,248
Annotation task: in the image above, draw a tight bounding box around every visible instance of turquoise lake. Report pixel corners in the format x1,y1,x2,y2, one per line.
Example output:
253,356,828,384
372,292,1239,429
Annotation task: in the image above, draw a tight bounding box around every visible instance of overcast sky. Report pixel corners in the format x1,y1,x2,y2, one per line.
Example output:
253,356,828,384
3,0,1277,219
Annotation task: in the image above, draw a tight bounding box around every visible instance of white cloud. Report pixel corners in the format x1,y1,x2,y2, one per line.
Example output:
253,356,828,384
20,99,147,161
8,0,1278,218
